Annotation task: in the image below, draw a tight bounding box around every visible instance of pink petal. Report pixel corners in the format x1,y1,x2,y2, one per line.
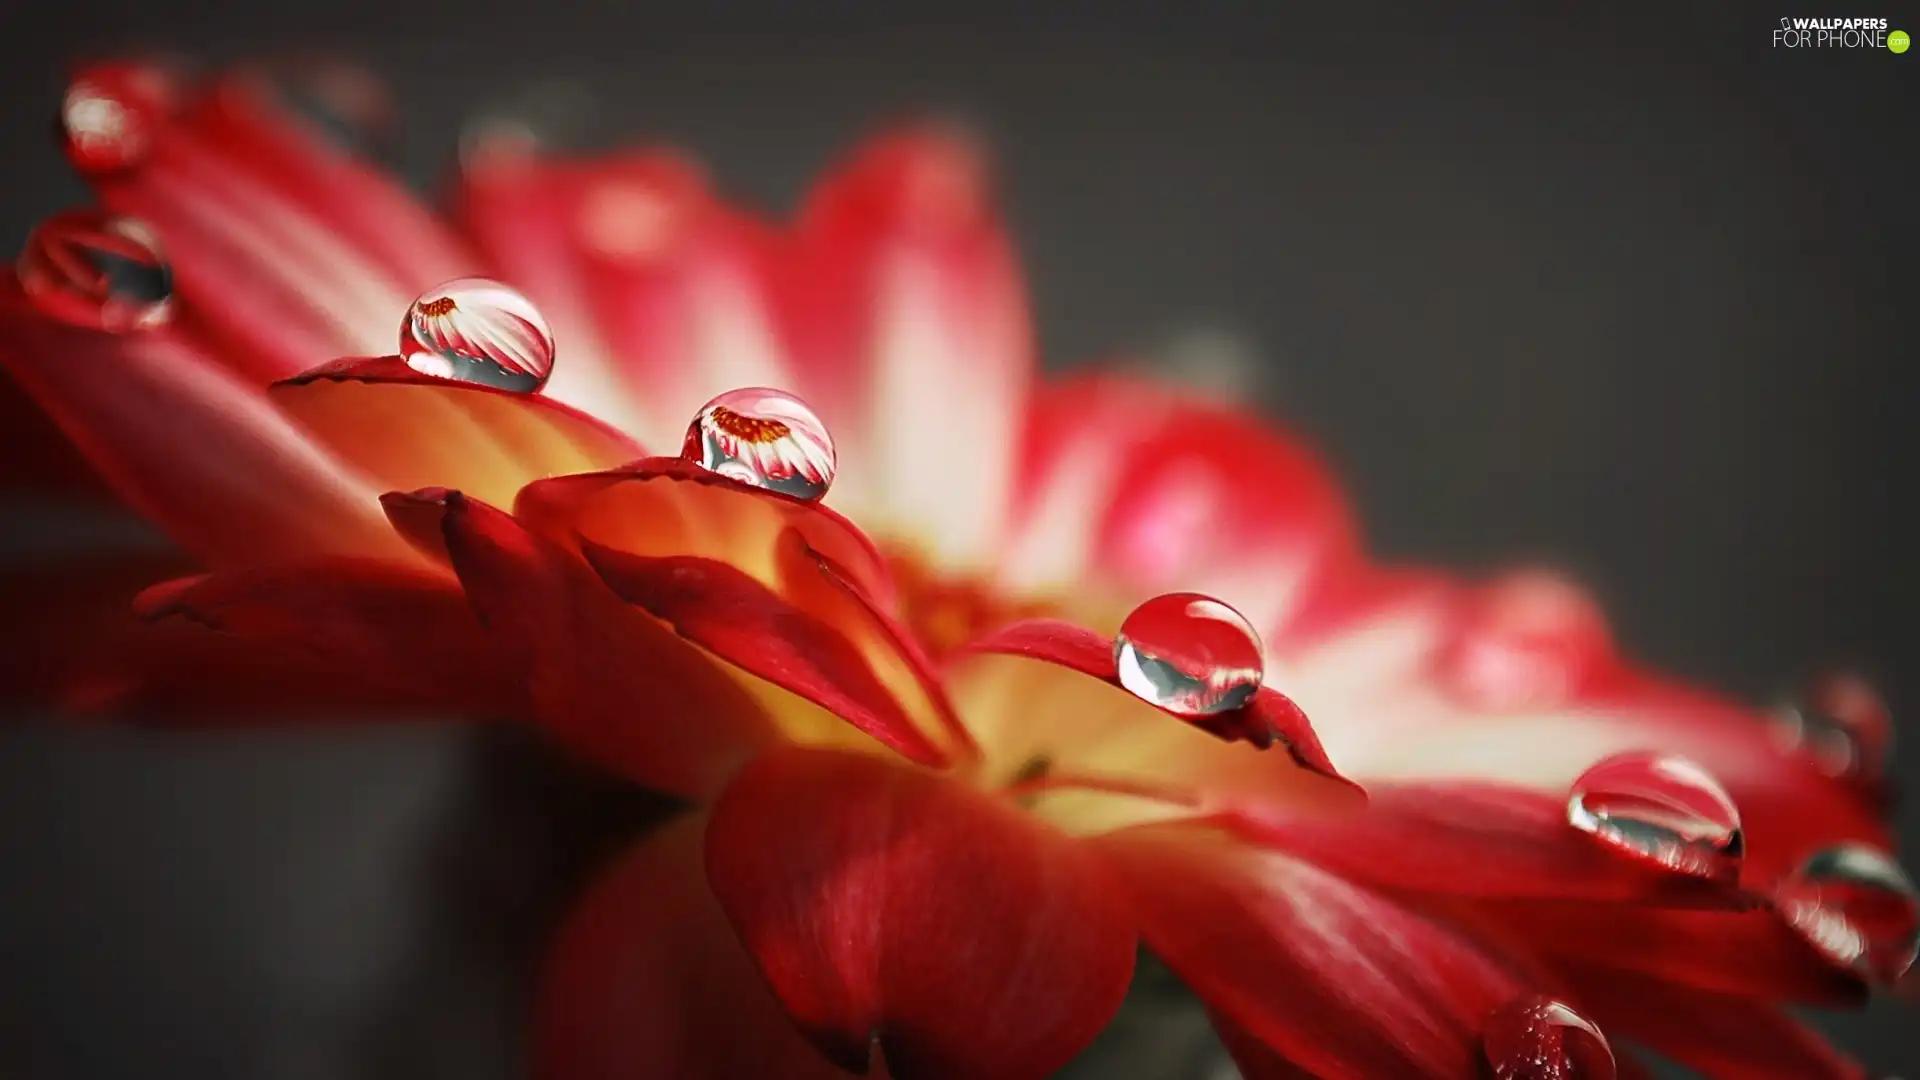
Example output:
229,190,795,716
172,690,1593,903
270,355,645,513
0,280,405,566
582,543,952,767
787,128,1033,567
534,816,863,1080
960,618,1347,783
436,492,778,798
1096,821,1547,1080
704,746,1137,1080
999,372,1355,631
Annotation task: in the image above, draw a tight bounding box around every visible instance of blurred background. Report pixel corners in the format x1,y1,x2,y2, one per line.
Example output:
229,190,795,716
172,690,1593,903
0,1,1913,1077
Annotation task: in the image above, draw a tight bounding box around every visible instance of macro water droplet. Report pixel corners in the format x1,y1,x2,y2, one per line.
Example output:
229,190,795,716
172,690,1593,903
249,58,393,154
1445,570,1610,712
1482,994,1616,1080
682,388,837,500
1566,752,1743,882
400,278,555,393
60,63,176,174
17,209,173,332
1114,592,1264,718
1777,844,1920,985
1772,671,1894,783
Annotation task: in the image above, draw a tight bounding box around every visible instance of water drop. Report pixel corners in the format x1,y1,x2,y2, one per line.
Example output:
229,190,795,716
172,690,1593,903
400,278,555,393
17,210,173,332
1566,751,1743,882
248,58,393,154
61,63,176,174
1114,592,1264,718
1773,671,1893,783
1482,994,1615,1080
682,388,836,500
1777,843,1920,985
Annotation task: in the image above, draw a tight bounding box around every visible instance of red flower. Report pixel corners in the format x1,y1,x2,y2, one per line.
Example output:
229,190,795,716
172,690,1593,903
1,61,1912,1080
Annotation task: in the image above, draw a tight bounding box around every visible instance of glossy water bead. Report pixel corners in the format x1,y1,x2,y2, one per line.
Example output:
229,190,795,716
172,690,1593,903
682,388,837,501
1566,751,1744,883
17,210,173,332
400,278,555,393
1482,994,1615,1080
1113,592,1264,718
60,62,177,174
1776,843,1920,985
1772,670,1894,784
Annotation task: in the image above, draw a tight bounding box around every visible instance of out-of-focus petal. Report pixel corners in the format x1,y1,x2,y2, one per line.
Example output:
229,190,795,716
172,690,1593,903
0,549,195,711
514,456,891,605
1207,1014,1321,1080
1464,898,1868,1006
0,372,111,500
999,373,1355,635
1349,670,1892,885
130,556,514,714
1254,780,1752,906
582,543,955,767
704,745,1136,1080
271,356,644,511
1568,967,1867,1080
0,281,405,566
436,492,778,798
789,129,1032,569
959,618,1346,783
84,74,473,379
534,816,861,1080
1096,822,1545,1080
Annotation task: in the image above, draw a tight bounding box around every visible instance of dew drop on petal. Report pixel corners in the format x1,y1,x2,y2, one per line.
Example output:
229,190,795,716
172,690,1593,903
681,388,837,500
17,210,174,332
1566,751,1744,882
60,63,176,174
1776,843,1920,985
400,277,555,393
1482,994,1616,1080
1771,670,1894,784
1113,592,1264,718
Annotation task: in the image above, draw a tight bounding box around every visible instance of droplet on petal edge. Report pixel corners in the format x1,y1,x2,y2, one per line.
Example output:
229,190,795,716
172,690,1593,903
400,277,555,393
1482,994,1616,1080
60,62,176,174
1566,751,1744,883
1113,592,1263,719
1771,670,1894,784
17,209,174,332
1776,843,1920,986
681,387,837,501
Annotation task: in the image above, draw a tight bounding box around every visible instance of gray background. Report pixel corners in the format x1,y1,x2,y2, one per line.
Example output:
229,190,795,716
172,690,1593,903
0,2,1914,1076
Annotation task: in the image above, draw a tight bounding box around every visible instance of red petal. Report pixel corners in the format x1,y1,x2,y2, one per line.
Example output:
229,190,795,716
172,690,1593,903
704,746,1136,1080
582,543,951,767
447,151,652,438
270,356,644,512
534,816,860,1080
1251,779,1753,906
999,373,1354,628
0,281,407,566
1096,822,1546,1080
378,486,456,564
1208,1011,1338,1080
1465,898,1868,1006
960,618,1346,782
436,493,776,798
515,456,893,607
0,548,196,711
189,74,477,299
1568,967,1867,1080
0,370,111,500
787,128,1033,567
130,557,514,712
565,152,802,448
88,103,448,380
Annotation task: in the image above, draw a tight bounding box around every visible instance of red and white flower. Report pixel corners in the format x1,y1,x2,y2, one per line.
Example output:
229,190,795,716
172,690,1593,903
1,60,1910,1080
